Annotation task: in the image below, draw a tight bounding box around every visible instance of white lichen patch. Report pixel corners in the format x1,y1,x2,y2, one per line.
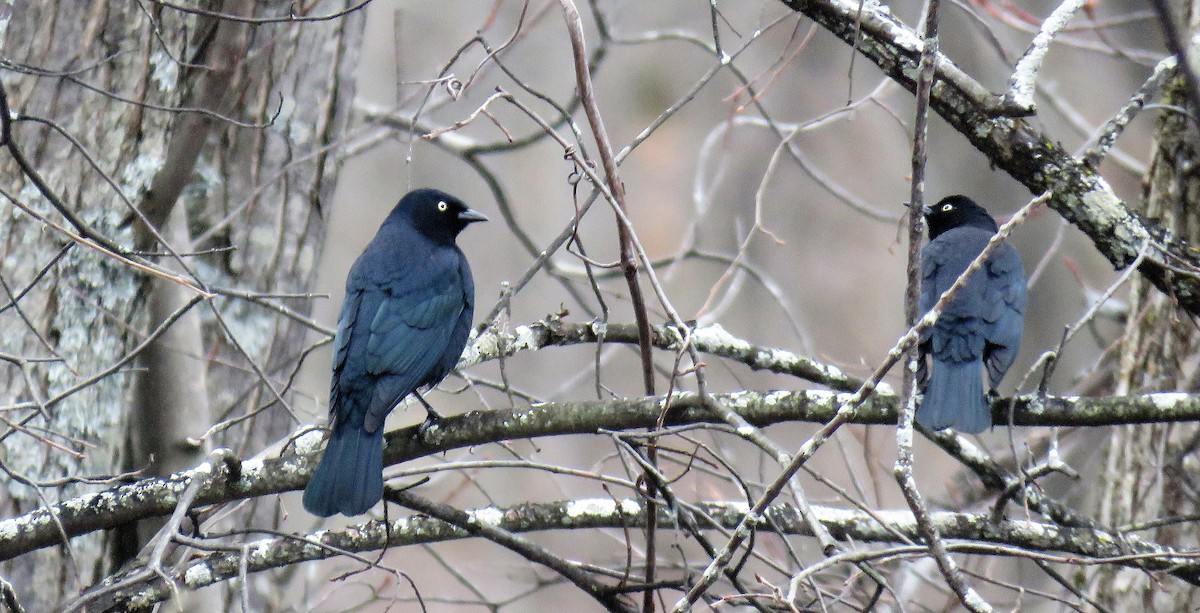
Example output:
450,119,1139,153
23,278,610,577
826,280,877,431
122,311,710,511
184,162,223,201
419,421,444,445
724,391,756,411
511,325,539,351
727,500,751,515
239,456,267,477
567,498,616,518
0,519,18,541
962,592,990,610
803,390,839,406
16,181,49,217
248,537,276,559
844,0,917,50
458,334,491,367
289,119,311,147
469,506,504,526
618,498,642,515
1079,181,1123,221
1082,180,1148,248
763,390,792,405
1010,519,1058,540
692,323,751,353
814,359,848,380
219,305,271,357
814,505,860,524
459,323,539,367
59,491,106,515
1023,394,1070,415
762,348,800,369
1150,392,1190,410
183,563,213,587
0,1,11,49
566,498,641,518
149,50,179,91
122,150,165,196
293,428,326,455
1091,529,1119,547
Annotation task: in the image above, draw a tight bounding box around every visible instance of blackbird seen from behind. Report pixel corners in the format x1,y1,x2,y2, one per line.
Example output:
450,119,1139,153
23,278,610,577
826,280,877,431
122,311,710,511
917,195,1026,434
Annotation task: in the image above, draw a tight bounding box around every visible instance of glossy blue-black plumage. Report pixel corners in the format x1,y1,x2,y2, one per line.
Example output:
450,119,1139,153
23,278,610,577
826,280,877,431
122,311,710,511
304,189,486,517
917,195,1026,433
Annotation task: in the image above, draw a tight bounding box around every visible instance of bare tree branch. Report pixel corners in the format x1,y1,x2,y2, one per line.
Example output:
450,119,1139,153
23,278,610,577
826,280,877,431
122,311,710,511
82,498,1200,609
777,0,1200,314
5,376,1200,564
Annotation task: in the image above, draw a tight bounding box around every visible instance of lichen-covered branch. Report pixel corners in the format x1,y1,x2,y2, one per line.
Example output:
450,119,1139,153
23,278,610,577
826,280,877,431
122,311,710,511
388,489,638,612
777,0,1200,314
464,316,866,392
87,498,1200,609
2,385,1198,563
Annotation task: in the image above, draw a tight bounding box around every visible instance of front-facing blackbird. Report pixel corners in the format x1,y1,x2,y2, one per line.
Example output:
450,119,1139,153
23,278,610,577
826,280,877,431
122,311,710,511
304,188,487,517
917,195,1026,434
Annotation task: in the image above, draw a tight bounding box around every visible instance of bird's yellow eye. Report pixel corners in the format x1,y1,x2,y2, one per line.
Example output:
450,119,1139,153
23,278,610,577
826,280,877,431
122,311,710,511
941,203,954,212
437,201,449,212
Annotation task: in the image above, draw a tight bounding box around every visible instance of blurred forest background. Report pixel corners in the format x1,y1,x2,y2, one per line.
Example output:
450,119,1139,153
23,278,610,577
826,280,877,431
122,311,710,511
0,0,1193,611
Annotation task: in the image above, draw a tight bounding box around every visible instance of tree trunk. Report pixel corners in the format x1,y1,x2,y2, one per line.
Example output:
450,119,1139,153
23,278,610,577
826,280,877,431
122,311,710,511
0,1,362,608
1090,3,1200,608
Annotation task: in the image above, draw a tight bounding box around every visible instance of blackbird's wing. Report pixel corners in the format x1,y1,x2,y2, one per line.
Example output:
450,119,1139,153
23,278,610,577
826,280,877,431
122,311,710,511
917,243,943,386
982,243,1027,387
360,257,468,434
328,285,363,424
921,230,991,364
430,249,476,380
918,244,941,332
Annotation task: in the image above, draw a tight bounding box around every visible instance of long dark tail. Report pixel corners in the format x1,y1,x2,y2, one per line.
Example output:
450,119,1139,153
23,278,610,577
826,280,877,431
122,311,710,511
917,359,990,434
303,424,384,517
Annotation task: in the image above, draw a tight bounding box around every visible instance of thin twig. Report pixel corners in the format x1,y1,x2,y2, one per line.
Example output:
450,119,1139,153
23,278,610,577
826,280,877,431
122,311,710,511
553,7,660,605
897,1,990,610
1150,0,1200,130
388,488,638,612
999,0,1089,114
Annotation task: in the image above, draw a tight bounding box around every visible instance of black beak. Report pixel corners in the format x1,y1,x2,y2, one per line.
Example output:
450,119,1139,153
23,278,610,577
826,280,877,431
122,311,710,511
458,208,489,224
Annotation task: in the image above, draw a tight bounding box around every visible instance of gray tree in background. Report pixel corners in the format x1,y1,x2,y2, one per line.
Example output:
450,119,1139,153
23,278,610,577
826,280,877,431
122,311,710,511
0,0,360,609
1,1,1198,612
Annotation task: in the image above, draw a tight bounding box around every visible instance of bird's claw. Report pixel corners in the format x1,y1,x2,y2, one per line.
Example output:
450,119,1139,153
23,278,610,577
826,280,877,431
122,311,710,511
416,409,443,440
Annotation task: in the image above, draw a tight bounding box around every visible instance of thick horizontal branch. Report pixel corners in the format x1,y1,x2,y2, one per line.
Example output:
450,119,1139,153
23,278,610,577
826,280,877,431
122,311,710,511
465,317,868,391
3,385,1199,561
778,0,1200,314
93,498,1200,608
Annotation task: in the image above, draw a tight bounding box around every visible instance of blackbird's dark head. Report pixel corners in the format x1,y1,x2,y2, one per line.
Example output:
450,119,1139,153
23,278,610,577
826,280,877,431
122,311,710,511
386,188,488,243
924,195,998,240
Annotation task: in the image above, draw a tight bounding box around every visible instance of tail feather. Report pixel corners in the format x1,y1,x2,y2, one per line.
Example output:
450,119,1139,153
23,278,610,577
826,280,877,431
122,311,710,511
303,426,385,517
917,359,990,434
